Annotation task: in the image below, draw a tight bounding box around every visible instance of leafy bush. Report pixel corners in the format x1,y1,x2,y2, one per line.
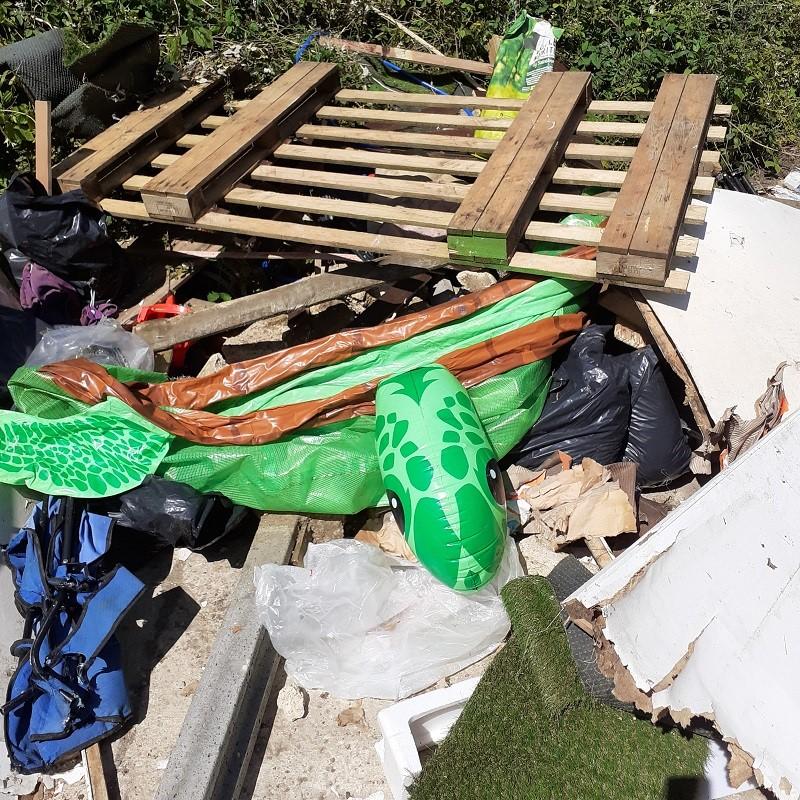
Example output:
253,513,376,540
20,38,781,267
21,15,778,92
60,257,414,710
1,0,798,178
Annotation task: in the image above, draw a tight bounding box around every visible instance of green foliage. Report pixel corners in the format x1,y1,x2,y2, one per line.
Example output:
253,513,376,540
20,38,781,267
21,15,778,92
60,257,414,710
1,0,798,180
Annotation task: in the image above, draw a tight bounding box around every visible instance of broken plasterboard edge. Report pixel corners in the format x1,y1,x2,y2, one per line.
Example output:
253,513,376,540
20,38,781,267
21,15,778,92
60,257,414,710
565,409,800,800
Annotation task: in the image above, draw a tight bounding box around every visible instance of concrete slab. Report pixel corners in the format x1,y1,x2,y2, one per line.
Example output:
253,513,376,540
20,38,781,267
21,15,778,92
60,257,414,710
242,657,495,800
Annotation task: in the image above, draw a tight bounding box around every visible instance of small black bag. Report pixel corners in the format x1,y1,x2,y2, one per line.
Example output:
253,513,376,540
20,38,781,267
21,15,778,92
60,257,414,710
0,173,123,297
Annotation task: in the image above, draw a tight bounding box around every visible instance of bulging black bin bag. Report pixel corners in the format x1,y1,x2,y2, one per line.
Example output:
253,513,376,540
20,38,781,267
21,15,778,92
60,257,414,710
0,173,123,297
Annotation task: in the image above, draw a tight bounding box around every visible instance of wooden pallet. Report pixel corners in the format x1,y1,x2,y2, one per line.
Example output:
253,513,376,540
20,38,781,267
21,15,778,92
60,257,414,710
56,64,728,293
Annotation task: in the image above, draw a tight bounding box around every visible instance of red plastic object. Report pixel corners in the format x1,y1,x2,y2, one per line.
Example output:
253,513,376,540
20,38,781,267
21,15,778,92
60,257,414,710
136,293,191,370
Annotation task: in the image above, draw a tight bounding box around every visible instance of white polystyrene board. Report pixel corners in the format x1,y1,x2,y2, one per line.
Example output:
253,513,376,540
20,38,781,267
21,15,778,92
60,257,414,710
644,190,800,421
376,677,480,800
566,410,800,800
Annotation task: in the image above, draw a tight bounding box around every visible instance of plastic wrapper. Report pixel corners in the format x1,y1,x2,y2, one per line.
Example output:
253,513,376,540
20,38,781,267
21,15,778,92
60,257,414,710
25,321,154,371
508,326,631,468
624,347,692,487
254,537,523,700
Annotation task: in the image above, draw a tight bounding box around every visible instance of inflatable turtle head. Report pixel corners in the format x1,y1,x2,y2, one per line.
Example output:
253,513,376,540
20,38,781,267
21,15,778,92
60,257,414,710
375,364,507,591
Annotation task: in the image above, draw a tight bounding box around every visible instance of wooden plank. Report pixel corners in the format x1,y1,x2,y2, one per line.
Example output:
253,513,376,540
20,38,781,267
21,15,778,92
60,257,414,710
317,35,494,76
134,265,410,351
83,743,110,800
141,62,339,222
598,74,717,285
449,71,592,264
310,105,727,141
34,100,52,194
295,123,499,154
237,89,731,117
99,199,690,293
57,81,225,199
121,173,700,257
274,143,485,176
144,153,706,222
271,145,715,194
197,111,720,170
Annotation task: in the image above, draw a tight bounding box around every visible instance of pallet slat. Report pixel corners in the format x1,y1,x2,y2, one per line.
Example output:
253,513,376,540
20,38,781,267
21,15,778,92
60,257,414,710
233,90,732,117
449,72,592,264
597,74,717,284
184,117,722,169
141,62,339,222
307,105,726,141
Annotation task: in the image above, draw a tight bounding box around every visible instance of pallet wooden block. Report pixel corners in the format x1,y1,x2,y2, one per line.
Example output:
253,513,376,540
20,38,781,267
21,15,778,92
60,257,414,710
60,64,727,294
447,71,591,265
596,74,718,285
140,62,339,222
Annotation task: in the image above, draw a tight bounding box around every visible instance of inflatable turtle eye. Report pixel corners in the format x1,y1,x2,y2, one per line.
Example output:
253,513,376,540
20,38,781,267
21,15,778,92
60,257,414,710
387,490,406,534
485,459,505,505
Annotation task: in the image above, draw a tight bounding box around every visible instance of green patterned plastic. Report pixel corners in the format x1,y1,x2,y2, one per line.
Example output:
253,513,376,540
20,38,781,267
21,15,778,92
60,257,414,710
0,397,169,497
376,365,507,591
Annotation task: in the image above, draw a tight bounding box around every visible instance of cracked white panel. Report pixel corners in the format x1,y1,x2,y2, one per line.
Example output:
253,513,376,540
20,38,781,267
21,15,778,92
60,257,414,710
567,411,800,800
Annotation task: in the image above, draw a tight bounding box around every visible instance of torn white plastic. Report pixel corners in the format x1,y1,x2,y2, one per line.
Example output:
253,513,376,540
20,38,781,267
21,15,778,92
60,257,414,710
566,410,800,800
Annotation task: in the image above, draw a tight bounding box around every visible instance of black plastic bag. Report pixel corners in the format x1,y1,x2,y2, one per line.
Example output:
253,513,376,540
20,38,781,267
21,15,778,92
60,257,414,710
111,476,256,551
507,326,632,468
624,347,692,487
0,173,123,298
506,325,691,486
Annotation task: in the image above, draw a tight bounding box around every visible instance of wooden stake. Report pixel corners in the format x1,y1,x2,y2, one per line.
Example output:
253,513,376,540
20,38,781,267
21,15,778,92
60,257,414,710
83,743,110,800
34,100,52,194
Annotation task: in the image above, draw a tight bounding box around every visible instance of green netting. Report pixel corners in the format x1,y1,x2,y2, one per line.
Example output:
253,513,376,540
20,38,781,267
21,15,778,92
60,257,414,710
7,278,589,512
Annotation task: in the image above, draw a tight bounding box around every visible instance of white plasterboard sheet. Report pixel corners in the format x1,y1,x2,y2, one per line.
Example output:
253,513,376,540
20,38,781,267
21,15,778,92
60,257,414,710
566,410,800,800
644,189,800,421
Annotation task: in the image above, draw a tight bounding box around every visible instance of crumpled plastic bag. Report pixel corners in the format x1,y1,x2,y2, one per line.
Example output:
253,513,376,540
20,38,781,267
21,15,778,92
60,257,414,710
254,537,523,700
25,320,154,371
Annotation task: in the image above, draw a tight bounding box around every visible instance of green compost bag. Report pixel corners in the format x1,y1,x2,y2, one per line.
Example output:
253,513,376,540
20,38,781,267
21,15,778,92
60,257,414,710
477,14,562,140
9,278,590,513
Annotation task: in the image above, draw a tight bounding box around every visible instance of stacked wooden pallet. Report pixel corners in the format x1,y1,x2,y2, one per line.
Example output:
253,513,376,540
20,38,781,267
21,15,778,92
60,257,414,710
57,62,729,293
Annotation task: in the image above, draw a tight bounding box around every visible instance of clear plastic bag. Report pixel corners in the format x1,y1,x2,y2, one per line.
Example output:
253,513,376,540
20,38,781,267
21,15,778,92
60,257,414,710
254,537,523,700
25,320,154,371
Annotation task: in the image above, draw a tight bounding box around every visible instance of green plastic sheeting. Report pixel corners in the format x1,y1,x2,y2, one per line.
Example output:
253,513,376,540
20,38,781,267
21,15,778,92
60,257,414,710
9,278,589,513
0,397,169,497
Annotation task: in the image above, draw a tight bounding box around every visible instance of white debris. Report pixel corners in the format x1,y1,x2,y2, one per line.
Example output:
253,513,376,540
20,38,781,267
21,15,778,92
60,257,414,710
277,680,308,721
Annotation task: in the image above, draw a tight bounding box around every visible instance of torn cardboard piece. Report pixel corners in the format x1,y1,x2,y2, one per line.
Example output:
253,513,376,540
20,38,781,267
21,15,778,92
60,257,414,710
565,410,800,800
516,457,637,546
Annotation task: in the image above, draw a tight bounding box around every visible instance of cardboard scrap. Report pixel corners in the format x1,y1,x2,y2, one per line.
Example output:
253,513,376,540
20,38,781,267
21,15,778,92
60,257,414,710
564,411,800,800
516,458,637,546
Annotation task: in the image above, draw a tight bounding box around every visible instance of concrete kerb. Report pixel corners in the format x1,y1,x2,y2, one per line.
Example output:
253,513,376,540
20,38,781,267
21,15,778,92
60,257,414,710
154,514,301,800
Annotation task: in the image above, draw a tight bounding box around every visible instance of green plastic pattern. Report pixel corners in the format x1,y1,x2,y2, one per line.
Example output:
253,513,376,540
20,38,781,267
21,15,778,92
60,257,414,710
0,397,169,497
376,365,506,591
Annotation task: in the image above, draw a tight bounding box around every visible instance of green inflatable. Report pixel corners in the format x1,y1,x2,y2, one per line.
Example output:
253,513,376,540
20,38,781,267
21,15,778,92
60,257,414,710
376,365,507,592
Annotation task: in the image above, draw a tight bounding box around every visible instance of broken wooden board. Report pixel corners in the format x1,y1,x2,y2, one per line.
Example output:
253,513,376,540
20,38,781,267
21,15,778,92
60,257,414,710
140,62,339,222
133,264,412,351
317,35,494,75
57,80,225,199
596,74,718,285
565,410,800,800
448,71,591,265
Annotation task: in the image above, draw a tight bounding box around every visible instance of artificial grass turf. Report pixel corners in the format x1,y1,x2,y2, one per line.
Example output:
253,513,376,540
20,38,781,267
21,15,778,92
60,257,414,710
410,576,707,800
